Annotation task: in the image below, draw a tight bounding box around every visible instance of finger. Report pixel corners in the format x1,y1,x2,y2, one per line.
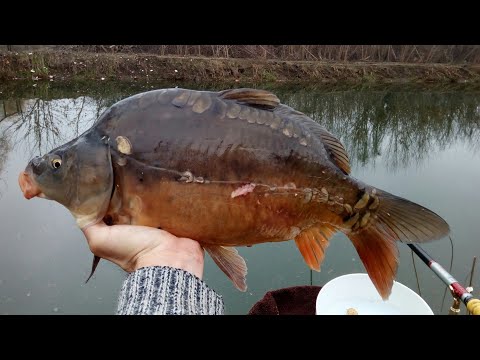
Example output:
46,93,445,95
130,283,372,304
81,221,112,256
81,220,108,237
108,224,177,244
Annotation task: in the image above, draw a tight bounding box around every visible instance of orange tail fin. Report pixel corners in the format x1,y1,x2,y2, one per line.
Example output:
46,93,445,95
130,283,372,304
347,226,399,300
344,188,450,300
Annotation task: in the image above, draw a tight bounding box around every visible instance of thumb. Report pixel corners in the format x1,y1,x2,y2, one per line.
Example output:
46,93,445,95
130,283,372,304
82,220,109,237
81,221,111,255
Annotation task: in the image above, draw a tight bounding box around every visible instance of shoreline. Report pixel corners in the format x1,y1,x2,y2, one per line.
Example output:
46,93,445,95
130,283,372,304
1,51,480,84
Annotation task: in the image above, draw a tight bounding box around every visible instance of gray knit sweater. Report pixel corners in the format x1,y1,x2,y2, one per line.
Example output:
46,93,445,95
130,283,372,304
116,266,225,315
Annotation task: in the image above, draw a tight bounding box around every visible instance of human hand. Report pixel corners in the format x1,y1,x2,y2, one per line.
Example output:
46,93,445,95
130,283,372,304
82,222,205,279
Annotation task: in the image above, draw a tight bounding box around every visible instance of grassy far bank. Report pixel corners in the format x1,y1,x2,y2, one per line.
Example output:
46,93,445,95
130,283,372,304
1,51,480,84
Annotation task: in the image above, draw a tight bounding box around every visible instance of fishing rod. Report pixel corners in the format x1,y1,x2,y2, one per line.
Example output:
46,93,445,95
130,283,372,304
407,243,480,315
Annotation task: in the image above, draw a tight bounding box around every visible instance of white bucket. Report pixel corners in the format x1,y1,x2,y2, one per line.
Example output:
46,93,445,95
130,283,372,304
315,273,433,315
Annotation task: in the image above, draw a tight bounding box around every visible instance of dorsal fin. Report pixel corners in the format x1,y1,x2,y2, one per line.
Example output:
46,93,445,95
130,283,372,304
300,119,351,174
219,88,280,110
276,105,351,174
294,224,336,271
316,127,351,174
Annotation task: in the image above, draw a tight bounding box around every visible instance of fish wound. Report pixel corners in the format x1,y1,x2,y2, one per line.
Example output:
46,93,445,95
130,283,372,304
231,183,256,198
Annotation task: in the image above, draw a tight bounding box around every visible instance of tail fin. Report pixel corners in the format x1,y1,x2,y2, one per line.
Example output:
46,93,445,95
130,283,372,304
344,189,450,299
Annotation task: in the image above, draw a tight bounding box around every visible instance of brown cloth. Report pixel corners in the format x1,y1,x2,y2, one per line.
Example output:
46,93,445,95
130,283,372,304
248,286,322,315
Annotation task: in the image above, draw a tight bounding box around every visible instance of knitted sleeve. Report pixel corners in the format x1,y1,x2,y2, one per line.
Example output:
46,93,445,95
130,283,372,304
116,266,224,315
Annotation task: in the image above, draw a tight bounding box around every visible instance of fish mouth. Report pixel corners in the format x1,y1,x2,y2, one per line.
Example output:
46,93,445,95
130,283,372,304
18,171,44,199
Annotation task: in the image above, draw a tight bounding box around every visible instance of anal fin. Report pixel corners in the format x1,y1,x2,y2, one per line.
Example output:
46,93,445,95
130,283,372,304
205,246,248,292
295,225,335,271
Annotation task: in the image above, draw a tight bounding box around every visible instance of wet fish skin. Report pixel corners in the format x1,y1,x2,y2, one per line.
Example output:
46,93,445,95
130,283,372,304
19,88,450,300
19,131,113,228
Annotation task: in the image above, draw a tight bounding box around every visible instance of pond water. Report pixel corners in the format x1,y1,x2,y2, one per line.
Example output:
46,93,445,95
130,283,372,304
0,81,479,315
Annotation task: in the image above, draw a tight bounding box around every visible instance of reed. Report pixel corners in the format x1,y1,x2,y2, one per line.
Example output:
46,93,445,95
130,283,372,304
59,45,480,64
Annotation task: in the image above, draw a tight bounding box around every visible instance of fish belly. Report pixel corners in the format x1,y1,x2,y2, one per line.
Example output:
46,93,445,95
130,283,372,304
105,167,350,247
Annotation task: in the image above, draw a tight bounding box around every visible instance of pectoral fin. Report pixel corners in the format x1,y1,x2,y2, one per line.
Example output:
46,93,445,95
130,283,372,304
205,246,248,291
85,255,101,283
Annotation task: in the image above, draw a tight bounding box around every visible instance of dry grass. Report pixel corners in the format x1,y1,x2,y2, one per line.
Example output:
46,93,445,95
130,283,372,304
58,45,480,63
1,50,480,83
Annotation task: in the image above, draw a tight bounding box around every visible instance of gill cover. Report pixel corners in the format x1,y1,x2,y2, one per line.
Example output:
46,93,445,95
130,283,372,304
67,131,113,229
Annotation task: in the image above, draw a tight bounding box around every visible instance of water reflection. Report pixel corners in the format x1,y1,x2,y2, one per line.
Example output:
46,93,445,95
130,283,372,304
1,83,479,171
0,81,139,156
2,97,106,157
0,81,479,314
0,132,10,194
276,88,480,170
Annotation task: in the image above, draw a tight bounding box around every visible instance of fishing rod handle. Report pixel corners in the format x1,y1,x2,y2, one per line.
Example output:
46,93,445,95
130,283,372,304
466,298,480,315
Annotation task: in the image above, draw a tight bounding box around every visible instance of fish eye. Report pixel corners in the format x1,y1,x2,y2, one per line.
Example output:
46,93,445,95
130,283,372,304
51,158,62,169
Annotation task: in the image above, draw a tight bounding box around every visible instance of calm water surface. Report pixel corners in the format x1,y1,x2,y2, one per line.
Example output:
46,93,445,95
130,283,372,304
1,81,479,314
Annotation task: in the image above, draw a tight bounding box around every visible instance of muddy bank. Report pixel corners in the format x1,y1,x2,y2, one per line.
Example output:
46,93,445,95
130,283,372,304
1,51,480,84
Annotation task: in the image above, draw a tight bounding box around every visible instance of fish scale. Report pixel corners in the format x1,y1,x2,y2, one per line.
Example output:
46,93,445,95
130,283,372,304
18,87,450,300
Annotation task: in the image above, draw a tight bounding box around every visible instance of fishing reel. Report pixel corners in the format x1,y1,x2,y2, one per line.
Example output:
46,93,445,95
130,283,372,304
449,285,476,315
